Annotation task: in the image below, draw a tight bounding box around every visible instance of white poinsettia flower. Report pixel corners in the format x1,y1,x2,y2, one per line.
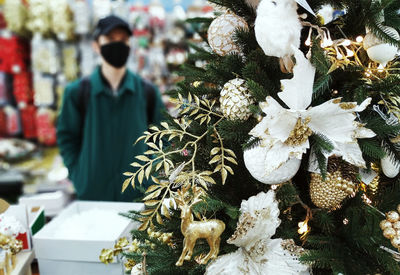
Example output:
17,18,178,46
249,47,375,175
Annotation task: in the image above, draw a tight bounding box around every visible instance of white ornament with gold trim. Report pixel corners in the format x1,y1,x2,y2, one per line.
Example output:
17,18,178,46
220,78,255,121
363,27,400,67
208,11,249,56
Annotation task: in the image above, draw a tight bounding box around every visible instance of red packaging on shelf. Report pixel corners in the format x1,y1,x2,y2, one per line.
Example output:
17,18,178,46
3,105,21,136
13,72,33,104
0,108,6,136
0,36,30,73
20,104,37,139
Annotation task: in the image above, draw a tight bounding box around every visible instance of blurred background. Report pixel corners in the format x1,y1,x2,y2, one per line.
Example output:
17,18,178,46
0,0,213,212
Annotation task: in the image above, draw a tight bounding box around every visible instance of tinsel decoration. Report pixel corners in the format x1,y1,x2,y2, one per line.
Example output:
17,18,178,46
208,11,249,56
220,78,255,121
380,205,400,251
310,156,359,210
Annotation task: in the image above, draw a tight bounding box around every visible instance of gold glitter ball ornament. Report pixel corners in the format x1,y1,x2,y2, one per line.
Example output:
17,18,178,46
380,220,393,231
220,78,255,121
397,205,400,214
386,211,400,223
383,228,397,239
208,11,249,56
309,157,358,210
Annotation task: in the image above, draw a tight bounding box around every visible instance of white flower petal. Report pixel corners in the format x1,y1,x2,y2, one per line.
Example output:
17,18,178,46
269,110,299,142
278,48,316,110
253,97,299,142
354,123,376,138
307,99,359,143
331,142,367,168
354,98,372,112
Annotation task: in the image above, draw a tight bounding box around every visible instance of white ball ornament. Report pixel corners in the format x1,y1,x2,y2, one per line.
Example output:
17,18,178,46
381,154,400,178
244,145,301,185
220,78,255,121
208,11,249,56
363,26,400,67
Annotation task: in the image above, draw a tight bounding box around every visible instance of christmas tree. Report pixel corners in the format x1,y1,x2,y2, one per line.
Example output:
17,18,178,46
101,0,400,274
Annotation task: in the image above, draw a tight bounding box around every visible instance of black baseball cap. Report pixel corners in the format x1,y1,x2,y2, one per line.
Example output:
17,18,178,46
93,15,132,40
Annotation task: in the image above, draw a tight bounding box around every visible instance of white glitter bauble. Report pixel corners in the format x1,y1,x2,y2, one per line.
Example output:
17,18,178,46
220,78,255,121
381,155,400,178
363,27,400,67
208,12,249,56
244,145,301,185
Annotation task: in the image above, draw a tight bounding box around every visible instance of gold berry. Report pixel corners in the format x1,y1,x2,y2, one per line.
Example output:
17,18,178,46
393,221,400,230
383,228,396,239
380,220,393,230
391,236,400,248
386,211,400,223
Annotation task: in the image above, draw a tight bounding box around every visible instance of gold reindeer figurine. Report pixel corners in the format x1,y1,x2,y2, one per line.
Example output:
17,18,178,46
175,186,225,266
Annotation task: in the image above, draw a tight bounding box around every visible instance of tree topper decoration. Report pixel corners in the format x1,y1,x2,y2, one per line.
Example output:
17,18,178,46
244,47,375,183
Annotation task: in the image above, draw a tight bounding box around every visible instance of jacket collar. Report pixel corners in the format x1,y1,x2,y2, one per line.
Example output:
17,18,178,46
90,66,139,96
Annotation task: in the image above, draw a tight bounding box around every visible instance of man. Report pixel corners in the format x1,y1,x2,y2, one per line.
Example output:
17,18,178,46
57,15,164,201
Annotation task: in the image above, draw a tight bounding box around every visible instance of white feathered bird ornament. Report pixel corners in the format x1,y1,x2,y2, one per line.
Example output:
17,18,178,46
255,0,303,72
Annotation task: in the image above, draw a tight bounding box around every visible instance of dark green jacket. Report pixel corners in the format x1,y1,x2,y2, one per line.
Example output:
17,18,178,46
57,67,164,201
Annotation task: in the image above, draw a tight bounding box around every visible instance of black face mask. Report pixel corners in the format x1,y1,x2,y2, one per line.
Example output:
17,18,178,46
100,41,130,68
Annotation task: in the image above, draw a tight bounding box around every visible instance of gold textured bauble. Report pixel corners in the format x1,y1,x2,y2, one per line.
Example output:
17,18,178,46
391,236,400,248
220,78,255,121
380,220,393,231
310,157,358,210
397,204,400,214
208,11,249,56
386,211,400,223
383,228,396,239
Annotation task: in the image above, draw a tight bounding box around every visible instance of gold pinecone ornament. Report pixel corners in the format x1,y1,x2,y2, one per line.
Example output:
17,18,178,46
310,157,359,210
220,78,255,121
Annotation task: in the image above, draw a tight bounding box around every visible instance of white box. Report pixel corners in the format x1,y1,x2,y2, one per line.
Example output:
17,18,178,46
19,191,70,217
33,201,144,275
